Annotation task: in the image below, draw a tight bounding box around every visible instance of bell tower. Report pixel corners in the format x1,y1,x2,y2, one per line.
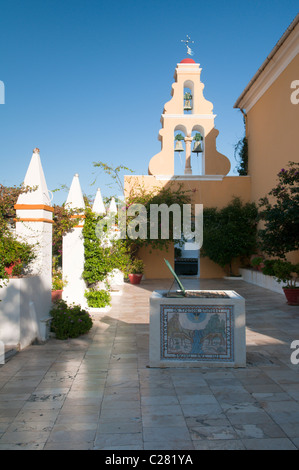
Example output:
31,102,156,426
148,52,230,177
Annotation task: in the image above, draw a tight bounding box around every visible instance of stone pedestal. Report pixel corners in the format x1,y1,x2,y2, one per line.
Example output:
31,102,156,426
149,290,246,368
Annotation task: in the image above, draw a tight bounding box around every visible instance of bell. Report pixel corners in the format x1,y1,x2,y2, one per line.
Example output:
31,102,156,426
184,99,192,111
192,141,203,153
174,140,184,152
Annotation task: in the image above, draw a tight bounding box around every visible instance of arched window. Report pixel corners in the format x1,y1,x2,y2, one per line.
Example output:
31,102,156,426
191,127,205,175
174,127,186,175
183,80,194,115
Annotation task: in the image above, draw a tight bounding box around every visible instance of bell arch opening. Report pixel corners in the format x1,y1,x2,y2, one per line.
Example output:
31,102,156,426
191,125,205,175
174,126,186,175
183,80,194,115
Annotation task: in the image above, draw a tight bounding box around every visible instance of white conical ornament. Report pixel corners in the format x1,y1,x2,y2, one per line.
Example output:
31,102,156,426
108,197,117,214
92,188,106,215
16,148,51,206
65,173,85,212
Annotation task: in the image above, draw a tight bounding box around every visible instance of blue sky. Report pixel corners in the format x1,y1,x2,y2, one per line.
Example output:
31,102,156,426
0,0,298,205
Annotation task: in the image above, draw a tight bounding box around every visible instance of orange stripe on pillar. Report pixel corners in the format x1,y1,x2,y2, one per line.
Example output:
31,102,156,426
14,204,54,212
14,218,54,224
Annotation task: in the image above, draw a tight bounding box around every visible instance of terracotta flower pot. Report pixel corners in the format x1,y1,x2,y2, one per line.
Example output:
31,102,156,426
283,288,299,306
128,274,143,285
4,259,21,277
52,290,63,302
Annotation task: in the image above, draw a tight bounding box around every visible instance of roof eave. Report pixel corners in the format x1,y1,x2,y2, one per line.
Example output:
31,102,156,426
234,13,299,109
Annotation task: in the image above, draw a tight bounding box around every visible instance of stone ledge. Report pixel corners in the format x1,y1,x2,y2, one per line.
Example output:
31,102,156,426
240,268,284,295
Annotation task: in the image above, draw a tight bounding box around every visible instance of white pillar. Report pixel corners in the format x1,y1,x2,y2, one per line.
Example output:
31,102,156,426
62,173,87,308
184,136,193,175
14,147,53,341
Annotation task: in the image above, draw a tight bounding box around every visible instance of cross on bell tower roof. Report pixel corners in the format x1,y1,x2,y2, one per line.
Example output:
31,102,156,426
181,35,195,57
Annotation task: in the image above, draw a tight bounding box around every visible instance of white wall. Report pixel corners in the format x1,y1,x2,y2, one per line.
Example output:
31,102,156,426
240,268,284,295
0,276,51,349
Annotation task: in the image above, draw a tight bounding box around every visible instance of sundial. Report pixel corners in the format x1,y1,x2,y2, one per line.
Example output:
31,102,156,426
164,258,186,296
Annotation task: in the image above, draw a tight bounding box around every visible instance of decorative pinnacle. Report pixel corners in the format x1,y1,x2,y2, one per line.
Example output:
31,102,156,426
181,35,195,56
33,148,40,154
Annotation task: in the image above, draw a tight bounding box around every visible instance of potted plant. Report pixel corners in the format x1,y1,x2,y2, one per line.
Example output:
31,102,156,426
128,259,144,285
262,259,299,305
52,262,67,302
4,259,21,277
250,255,265,272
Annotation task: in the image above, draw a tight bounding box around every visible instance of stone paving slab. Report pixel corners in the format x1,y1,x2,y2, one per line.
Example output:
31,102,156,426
0,278,299,450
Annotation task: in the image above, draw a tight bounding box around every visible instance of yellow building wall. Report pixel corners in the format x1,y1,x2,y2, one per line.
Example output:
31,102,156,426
246,54,299,263
247,55,298,203
124,175,251,278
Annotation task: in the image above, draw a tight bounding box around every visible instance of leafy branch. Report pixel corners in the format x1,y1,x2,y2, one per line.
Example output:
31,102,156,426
92,161,134,195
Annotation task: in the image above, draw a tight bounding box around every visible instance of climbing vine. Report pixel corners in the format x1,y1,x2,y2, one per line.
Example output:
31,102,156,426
124,180,193,257
82,208,131,307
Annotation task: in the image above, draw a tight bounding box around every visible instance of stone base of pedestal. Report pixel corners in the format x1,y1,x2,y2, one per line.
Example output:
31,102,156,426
149,290,246,368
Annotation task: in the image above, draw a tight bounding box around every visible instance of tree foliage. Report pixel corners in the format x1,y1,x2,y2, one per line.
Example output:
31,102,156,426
234,117,248,176
92,161,134,194
201,197,258,275
258,162,299,258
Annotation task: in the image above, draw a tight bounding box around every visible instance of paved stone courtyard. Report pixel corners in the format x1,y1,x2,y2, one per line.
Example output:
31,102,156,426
0,278,299,450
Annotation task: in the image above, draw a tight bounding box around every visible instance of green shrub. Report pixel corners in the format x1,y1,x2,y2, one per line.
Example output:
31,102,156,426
50,300,93,340
201,197,258,275
84,289,111,308
262,259,299,288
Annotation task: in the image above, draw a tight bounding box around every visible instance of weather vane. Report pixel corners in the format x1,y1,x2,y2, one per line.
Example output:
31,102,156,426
181,35,195,56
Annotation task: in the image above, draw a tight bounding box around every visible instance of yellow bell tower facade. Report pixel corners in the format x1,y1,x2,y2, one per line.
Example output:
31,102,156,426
148,57,231,178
